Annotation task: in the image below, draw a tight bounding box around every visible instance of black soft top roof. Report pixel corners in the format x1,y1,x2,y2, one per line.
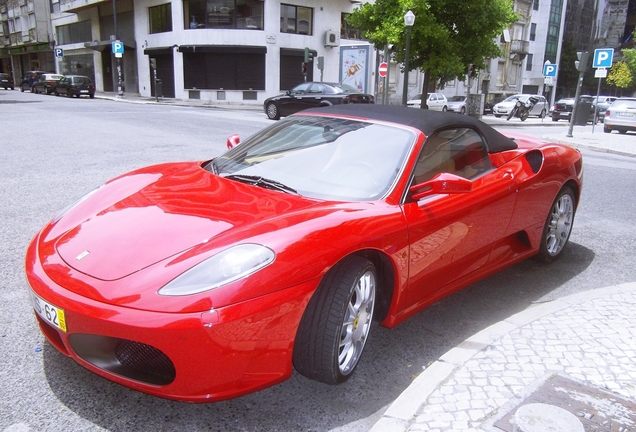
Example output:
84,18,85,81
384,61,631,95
299,104,518,154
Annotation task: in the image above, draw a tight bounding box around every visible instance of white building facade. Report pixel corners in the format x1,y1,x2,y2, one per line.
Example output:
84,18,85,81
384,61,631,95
50,0,370,103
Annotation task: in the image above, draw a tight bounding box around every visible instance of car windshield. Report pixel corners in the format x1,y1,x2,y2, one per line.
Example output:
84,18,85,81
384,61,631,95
448,96,465,102
212,116,415,201
503,95,522,103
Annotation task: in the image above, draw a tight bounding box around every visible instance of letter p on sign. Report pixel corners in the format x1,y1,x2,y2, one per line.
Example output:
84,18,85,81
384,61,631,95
593,49,613,68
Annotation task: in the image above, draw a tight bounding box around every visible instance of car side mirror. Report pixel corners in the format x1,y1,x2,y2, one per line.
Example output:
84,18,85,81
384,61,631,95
409,173,472,201
226,134,240,149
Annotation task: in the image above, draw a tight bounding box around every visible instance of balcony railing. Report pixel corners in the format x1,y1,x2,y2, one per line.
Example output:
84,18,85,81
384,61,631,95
510,40,530,55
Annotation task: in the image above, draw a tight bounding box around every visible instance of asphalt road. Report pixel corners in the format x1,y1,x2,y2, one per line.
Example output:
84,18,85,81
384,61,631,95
2,91,635,432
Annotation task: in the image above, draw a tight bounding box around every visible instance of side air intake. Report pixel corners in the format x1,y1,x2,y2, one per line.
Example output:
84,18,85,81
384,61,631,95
525,150,543,174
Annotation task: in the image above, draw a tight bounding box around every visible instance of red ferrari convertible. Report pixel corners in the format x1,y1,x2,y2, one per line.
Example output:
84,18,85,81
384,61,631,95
25,105,583,402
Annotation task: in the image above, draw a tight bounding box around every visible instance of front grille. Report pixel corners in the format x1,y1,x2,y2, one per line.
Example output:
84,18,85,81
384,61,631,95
115,340,176,385
69,333,176,386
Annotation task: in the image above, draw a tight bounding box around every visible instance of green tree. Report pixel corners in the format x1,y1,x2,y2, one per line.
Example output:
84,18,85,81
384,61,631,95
607,31,636,92
347,0,517,107
607,61,633,88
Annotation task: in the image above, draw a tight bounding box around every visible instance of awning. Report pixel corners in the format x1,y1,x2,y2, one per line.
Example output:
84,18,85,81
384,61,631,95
84,40,136,52
177,45,266,54
144,47,177,56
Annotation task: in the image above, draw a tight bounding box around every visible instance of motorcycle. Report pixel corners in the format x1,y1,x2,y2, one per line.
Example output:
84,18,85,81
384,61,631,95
506,96,540,121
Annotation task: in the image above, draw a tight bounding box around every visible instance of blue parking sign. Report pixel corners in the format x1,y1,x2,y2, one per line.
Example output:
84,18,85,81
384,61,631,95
111,41,124,55
593,49,613,68
543,63,558,77
54,48,64,58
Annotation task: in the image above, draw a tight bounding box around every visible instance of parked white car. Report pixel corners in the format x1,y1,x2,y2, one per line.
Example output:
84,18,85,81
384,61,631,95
493,94,548,118
407,93,448,111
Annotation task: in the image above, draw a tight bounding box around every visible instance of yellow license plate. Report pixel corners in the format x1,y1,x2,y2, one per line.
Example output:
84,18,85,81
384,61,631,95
31,291,67,332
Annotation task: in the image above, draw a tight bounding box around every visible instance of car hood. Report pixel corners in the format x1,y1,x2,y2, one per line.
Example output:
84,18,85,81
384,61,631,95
44,162,320,282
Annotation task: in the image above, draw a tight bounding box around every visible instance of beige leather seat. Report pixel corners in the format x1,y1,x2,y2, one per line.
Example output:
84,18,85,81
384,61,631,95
413,137,456,184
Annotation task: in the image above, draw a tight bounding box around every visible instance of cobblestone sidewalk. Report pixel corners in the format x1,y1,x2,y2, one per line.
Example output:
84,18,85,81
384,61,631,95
372,282,636,432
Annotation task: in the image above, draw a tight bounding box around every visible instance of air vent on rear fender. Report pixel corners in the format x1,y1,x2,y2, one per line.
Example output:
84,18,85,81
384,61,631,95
525,150,543,174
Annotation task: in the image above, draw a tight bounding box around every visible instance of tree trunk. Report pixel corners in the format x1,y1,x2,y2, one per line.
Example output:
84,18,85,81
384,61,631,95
419,70,430,109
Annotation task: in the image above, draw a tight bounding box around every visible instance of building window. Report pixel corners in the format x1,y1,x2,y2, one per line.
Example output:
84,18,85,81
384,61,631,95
56,20,92,45
59,54,95,81
341,13,362,40
526,53,533,71
530,23,536,41
533,0,539,10
544,0,563,63
184,0,263,30
182,48,265,90
149,3,172,34
280,4,312,35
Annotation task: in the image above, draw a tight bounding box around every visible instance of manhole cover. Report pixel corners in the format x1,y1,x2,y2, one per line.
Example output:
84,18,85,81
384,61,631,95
495,374,636,432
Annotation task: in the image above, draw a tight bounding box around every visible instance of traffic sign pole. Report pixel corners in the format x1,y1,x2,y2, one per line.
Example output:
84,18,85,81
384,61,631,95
591,49,613,133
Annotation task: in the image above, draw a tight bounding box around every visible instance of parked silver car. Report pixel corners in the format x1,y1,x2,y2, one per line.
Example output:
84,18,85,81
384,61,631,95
407,93,448,111
604,98,636,134
446,96,467,114
493,94,548,118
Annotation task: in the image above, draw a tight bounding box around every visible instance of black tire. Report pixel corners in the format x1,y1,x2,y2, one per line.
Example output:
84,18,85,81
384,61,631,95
266,102,280,120
604,125,611,133
520,110,529,121
442,106,447,112
90,93,94,99
506,106,517,121
552,117,559,122
460,106,466,115
618,130,627,134
293,256,377,384
536,186,576,263
494,114,501,118
20,86,25,92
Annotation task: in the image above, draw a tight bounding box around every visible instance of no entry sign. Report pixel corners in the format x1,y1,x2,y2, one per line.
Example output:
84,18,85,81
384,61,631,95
379,62,388,77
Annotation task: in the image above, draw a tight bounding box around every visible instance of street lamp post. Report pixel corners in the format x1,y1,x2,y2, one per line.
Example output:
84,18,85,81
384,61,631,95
401,10,415,106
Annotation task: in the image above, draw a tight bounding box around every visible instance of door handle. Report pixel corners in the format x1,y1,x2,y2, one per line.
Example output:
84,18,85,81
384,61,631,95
503,170,514,180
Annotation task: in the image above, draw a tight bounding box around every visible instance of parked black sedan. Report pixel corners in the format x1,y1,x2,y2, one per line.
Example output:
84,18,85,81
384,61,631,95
0,73,14,90
33,73,64,94
264,82,374,120
54,75,95,98
551,95,595,122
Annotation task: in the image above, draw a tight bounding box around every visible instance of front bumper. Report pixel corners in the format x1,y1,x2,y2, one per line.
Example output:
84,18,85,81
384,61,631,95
494,107,512,115
25,237,316,402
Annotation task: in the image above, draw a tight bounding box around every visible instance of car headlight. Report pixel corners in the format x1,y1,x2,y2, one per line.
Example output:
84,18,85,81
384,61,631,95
158,244,275,296
51,185,103,223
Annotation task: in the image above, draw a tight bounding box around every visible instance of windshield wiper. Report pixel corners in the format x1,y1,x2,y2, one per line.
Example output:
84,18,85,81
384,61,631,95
224,174,299,195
